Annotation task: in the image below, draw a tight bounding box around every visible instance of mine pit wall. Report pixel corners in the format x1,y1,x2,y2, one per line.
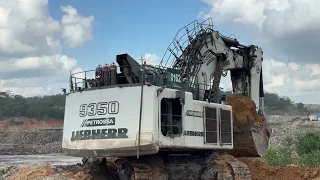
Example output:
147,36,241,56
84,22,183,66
0,128,64,155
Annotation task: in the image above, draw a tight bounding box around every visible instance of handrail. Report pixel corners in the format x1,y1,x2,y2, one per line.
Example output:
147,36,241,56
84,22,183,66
68,64,229,102
137,69,145,159
160,17,214,68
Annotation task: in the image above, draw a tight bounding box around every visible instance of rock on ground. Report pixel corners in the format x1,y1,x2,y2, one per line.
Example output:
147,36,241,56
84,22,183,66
268,116,320,147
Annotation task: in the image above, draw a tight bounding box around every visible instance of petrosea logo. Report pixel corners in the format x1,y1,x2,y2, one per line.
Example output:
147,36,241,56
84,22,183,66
80,117,115,127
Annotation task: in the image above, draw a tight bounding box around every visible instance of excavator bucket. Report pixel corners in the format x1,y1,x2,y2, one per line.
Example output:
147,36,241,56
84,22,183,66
224,95,271,157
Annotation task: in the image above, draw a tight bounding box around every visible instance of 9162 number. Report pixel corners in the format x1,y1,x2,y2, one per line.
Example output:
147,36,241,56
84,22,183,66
79,101,119,117
169,73,181,83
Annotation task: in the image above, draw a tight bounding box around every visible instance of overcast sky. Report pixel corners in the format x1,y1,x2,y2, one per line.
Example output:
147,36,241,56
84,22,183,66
0,0,319,104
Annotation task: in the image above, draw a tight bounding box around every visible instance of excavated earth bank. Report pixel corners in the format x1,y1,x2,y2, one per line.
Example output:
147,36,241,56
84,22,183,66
0,129,63,155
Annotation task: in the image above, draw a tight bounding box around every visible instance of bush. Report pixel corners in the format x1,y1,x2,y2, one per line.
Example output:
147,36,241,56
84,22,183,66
299,149,320,167
264,148,292,166
296,132,320,155
295,132,320,167
264,136,296,166
265,133,320,167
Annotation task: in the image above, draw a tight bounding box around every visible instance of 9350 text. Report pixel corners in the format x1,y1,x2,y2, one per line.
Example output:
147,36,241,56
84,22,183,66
79,101,119,117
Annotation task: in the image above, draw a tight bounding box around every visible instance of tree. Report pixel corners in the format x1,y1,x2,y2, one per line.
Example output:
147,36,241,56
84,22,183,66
297,103,305,110
0,91,65,120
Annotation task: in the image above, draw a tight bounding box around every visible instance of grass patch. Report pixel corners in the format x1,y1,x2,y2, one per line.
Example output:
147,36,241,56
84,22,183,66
264,132,320,167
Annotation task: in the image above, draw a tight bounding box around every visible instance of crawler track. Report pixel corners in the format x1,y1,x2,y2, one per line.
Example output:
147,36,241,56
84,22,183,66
82,152,252,180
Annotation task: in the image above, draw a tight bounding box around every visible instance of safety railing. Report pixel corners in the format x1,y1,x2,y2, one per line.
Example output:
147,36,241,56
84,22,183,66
69,64,169,92
160,17,214,68
69,63,230,102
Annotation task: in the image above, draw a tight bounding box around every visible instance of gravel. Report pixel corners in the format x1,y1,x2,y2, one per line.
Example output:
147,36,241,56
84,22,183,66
268,115,320,147
0,129,63,155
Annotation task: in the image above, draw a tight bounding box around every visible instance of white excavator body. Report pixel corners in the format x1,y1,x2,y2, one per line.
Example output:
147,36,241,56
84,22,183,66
62,85,233,157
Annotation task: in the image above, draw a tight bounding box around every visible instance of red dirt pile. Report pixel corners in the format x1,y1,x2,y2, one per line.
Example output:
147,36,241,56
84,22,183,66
225,95,265,124
238,157,320,180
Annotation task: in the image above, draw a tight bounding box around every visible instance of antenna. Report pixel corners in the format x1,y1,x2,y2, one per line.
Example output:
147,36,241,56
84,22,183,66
139,54,145,65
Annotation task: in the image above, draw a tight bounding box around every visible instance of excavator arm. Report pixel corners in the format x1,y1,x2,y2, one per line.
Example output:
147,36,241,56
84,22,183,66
161,17,270,157
162,18,265,116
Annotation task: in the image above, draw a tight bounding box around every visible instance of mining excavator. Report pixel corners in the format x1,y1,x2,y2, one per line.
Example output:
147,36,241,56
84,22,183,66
62,18,271,179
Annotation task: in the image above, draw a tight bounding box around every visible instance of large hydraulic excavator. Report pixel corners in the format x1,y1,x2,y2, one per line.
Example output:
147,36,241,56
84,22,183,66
62,18,271,179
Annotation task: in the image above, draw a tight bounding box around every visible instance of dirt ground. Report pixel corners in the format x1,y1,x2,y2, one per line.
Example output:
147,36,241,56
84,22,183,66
237,157,320,180
3,161,118,180
0,117,63,131
4,156,320,180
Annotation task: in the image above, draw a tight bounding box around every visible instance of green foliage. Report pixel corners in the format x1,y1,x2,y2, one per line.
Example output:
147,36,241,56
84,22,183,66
264,136,296,166
265,132,320,167
254,91,310,115
299,150,320,167
0,90,65,120
297,132,320,156
296,103,304,110
296,133,320,167
264,92,295,112
264,148,293,166
281,136,297,149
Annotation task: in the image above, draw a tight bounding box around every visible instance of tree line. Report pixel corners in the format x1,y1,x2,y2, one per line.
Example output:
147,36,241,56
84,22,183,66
0,90,65,120
0,90,311,121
